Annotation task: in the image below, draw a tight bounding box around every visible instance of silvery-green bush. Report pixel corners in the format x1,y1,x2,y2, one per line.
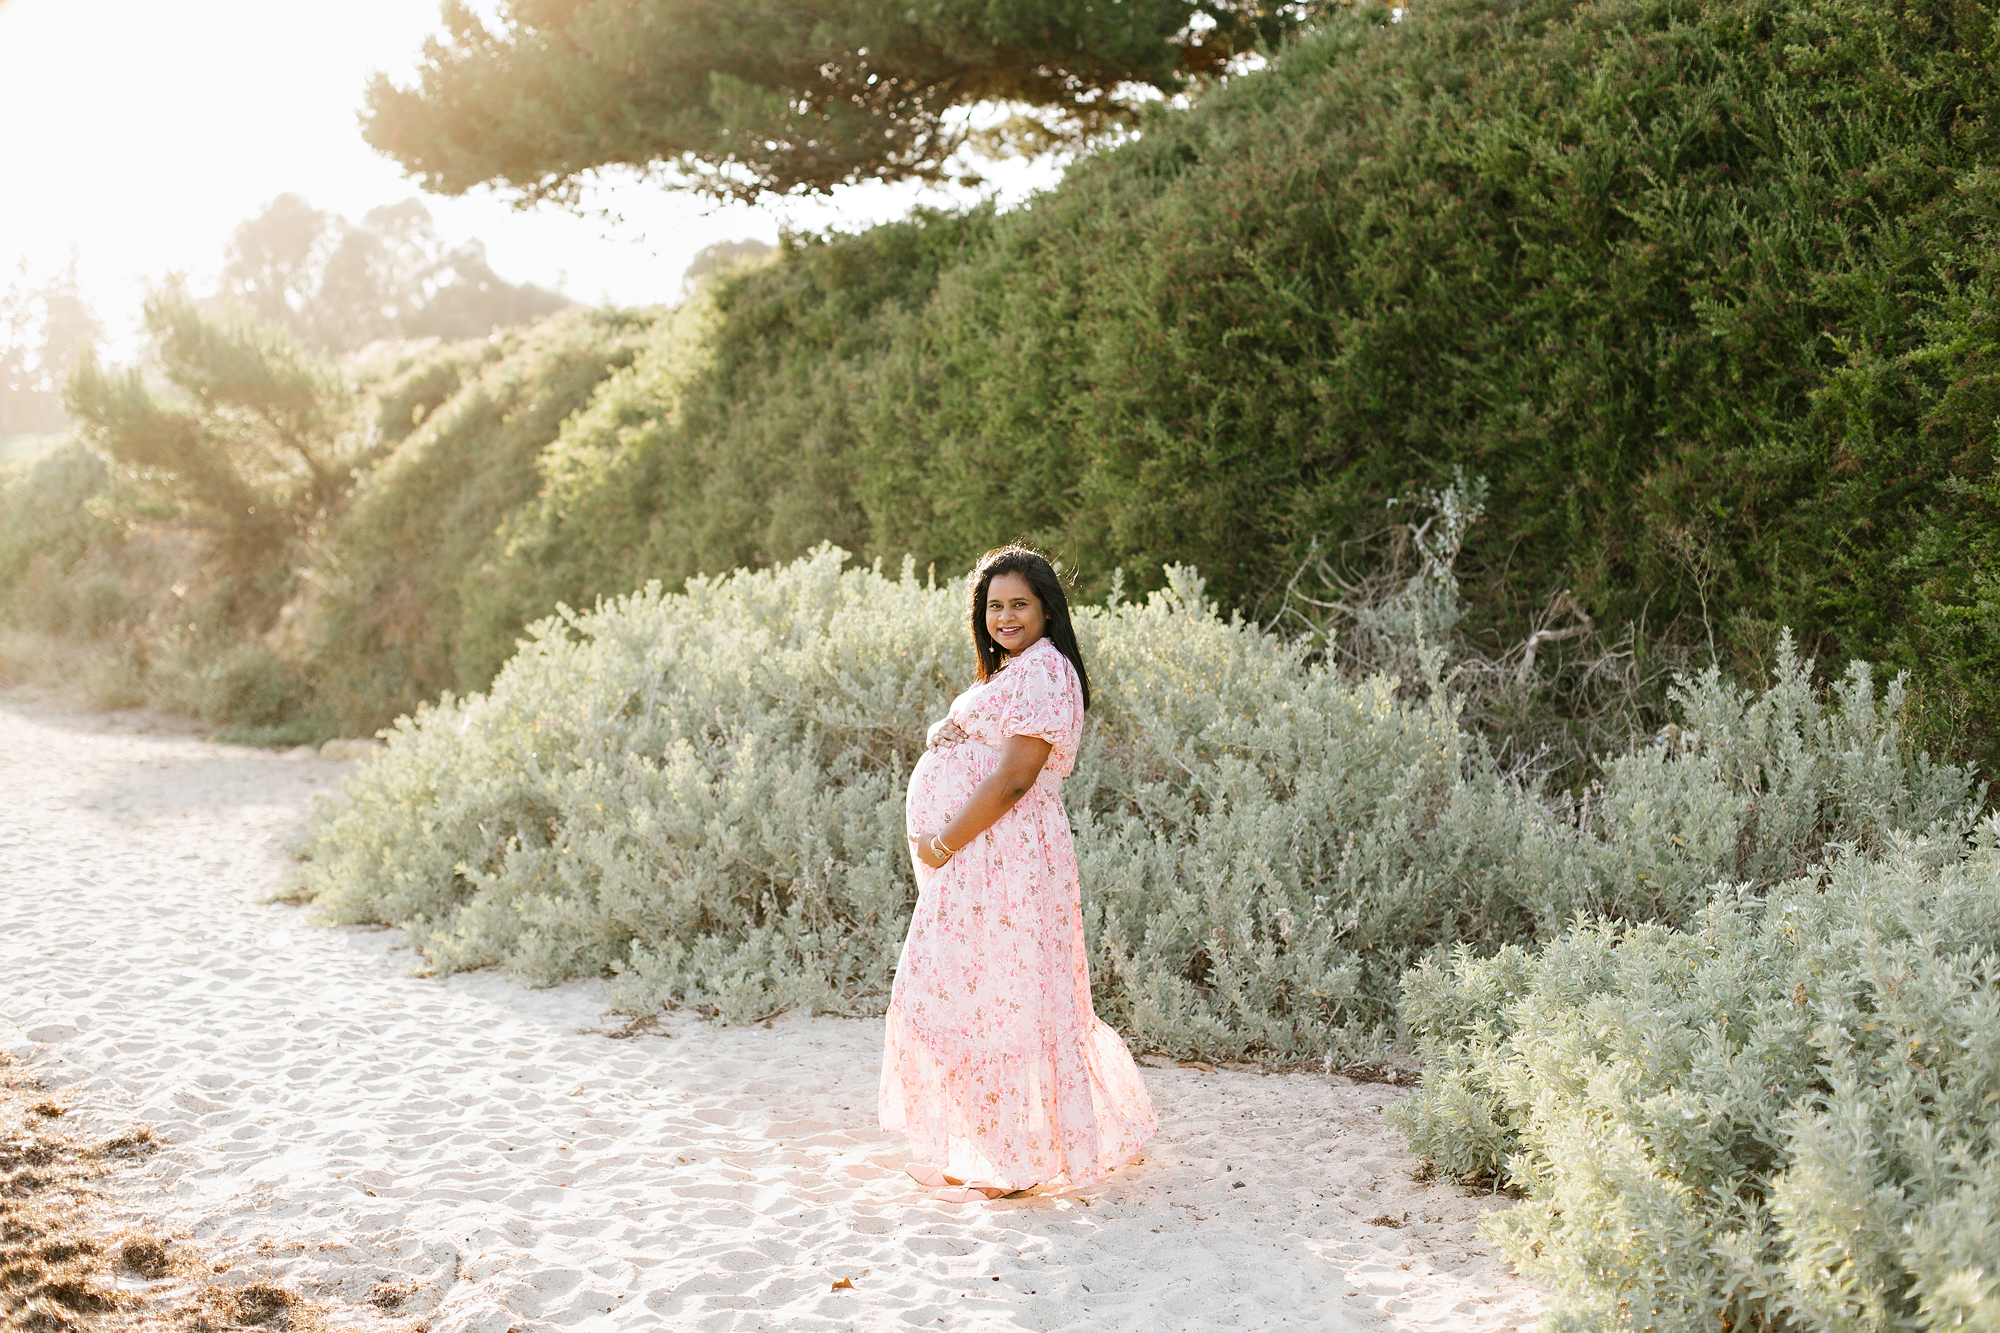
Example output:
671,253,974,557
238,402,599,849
296,546,1975,1058
1389,828,2000,1332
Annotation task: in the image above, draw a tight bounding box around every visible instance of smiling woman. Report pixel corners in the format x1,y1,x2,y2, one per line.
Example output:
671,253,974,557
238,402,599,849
882,545,1157,1203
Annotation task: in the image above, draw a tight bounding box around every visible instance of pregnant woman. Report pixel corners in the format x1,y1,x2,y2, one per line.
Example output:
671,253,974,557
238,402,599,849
881,546,1158,1202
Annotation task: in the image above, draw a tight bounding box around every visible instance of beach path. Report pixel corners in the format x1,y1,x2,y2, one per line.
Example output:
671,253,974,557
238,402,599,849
0,698,1544,1332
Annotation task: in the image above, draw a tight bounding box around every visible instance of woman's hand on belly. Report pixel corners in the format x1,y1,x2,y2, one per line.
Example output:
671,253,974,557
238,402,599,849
926,717,969,750
912,734,1053,869
908,832,952,869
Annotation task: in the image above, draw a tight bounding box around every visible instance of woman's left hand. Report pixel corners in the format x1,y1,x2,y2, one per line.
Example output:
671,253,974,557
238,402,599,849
909,832,952,869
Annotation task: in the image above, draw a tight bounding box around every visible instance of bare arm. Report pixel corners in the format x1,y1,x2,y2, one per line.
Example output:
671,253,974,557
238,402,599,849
912,734,1053,868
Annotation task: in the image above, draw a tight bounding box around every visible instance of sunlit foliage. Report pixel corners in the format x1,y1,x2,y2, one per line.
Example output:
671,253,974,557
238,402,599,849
1392,835,2000,1331
308,307,656,733
64,282,356,572
294,548,1973,1054
0,444,114,623
436,0,2000,767
363,0,1306,202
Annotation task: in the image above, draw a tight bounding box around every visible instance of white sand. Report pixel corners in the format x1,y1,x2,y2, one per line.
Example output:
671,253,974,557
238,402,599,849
0,697,1545,1332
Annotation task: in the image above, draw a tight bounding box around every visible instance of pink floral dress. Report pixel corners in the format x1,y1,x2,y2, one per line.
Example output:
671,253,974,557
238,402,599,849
879,637,1158,1190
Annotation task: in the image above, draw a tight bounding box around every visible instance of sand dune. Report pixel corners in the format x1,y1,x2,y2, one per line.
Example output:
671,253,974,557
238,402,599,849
0,698,1544,1331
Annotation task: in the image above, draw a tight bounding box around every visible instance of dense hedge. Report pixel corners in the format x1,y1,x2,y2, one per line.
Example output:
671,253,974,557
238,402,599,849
309,308,654,732
459,228,965,649
452,0,2000,763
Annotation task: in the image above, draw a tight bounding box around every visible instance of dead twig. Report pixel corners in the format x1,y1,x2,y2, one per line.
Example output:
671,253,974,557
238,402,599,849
1514,590,1596,683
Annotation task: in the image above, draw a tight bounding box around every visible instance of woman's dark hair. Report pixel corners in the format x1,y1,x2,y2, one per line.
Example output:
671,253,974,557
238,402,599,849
969,546,1091,710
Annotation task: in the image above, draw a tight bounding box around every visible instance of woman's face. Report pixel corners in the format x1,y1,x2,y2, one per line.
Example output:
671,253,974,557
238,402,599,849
985,571,1047,658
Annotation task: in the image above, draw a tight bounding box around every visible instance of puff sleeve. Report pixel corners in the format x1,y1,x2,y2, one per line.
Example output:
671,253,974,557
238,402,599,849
1000,645,1083,754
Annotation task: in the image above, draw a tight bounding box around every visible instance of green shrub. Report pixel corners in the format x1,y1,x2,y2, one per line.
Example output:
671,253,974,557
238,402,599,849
359,337,507,450
295,548,1972,1054
69,574,127,638
459,222,973,650
1390,836,2000,1331
0,442,114,617
65,283,360,582
184,641,312,728
298,547,963,1020
306,307,657,733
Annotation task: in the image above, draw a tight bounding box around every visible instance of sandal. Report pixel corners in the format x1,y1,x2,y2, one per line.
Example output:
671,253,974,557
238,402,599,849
931,1182,1015,1202
904,1162,966,1189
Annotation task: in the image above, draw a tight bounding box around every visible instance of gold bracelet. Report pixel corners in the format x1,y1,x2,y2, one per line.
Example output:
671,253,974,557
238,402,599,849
930,833,955,860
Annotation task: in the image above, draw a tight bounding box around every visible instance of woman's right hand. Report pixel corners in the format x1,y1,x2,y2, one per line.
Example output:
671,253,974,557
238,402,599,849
926,718,968,750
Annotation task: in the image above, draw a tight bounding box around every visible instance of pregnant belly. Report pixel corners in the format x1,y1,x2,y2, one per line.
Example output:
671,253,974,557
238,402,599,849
906,742,996,833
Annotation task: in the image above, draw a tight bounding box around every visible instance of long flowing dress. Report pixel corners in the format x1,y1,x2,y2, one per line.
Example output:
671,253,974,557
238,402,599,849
880,636,1158,1190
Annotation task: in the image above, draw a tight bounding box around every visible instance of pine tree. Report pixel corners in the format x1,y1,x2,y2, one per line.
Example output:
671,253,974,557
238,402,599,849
64,282,352,571
361,0,1307,203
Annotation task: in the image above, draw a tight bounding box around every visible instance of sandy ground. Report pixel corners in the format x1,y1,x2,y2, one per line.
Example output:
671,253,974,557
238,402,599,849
0,696,1545,1332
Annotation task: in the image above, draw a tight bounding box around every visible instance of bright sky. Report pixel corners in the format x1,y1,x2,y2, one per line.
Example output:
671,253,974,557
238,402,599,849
0,0,1061,360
